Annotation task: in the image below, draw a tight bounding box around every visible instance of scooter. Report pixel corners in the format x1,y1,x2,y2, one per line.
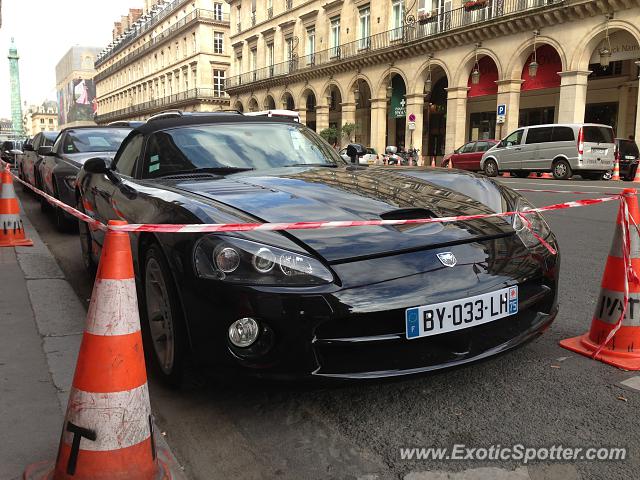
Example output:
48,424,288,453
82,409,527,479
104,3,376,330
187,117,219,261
383,146,405,166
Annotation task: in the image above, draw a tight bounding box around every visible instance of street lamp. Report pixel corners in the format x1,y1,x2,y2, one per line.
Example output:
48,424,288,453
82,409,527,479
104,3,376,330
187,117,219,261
471,43,481,85
528,30,540,78
599,15,612,69
424,53,433,96
354,87,360,104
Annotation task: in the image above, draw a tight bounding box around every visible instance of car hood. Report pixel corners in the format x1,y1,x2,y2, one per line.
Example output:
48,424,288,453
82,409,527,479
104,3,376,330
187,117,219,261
61,151,117,168
173,166,515,262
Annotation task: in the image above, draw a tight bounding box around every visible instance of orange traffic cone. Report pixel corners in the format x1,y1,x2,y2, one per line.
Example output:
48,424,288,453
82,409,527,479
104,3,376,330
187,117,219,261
612,159,621,181
540,172,553,179
0,164,33,247
632,165,640,184
560,189,640,370
24,220,174,479
447,159,453,169
502,172,511,178
430,156,436,168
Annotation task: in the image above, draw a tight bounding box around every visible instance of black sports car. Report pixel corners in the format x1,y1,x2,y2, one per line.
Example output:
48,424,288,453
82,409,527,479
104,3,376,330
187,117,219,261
76,112,559,384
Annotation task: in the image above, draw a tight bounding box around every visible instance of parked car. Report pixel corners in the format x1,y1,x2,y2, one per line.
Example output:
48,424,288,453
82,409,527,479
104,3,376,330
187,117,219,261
616,138,640,181
20,131,59,188
37,126,131,230
480,123,615,180
1,140,23,165
76,112,559,385
442,140,499,171
339,145,379,165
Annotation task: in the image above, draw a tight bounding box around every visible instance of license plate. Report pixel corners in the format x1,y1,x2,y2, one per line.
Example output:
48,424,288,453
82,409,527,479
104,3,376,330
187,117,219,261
625,155,636,160
592,148,607,154
405,286,518,339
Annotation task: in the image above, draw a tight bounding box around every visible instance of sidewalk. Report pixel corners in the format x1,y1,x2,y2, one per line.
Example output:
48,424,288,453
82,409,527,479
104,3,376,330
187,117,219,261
0,207,185,480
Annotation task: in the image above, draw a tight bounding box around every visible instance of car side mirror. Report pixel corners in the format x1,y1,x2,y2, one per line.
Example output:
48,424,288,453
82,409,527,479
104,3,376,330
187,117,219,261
84,157,110,174
37,146,53,156
23,144,34,152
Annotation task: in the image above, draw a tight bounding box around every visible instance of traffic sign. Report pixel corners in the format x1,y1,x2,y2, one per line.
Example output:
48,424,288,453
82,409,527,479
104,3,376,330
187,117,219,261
408,113,416,122
497,104,506,116
408,121,416,131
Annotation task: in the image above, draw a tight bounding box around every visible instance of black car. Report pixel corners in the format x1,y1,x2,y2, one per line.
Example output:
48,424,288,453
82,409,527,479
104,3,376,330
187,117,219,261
20,131,59,187
37,126,131,230
76,113,559,384
1,140,22,165
616,138,640,180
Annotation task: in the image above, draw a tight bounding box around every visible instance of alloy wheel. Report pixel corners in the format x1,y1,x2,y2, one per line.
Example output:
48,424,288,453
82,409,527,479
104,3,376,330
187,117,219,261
145,257,175,375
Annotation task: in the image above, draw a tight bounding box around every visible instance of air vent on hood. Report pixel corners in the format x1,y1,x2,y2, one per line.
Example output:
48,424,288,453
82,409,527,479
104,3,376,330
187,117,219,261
380,208,437,221
201,180,269,195
161,173,220,181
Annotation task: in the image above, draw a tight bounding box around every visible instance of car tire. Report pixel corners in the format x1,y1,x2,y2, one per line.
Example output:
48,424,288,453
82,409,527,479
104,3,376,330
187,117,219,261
77,197,97,277
442,159,451,168
141,243,187,388
552,160,572,180
53,182,75,233
483,159,498,177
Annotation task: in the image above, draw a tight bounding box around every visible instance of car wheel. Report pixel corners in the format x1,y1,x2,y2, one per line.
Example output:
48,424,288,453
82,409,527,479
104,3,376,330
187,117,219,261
552,160,572,180
53,182,75,232
77,197,97,277
142,243,186,387
442,159,450,168
483,159,498,177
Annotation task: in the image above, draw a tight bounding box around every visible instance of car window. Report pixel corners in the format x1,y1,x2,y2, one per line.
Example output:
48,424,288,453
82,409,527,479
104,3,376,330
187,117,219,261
475,141,491,152
367,148,377,154
551,126,574,142
61,128,131,154
460,142,476,153
504,130,523,147
525,127,553,144
31,134,42,150
113,134,144,177
141,123,343,179
584,126,614,144
43,132,59,146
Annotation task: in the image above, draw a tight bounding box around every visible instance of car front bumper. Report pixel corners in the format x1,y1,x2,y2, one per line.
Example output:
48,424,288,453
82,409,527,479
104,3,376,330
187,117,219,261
176,233,560,380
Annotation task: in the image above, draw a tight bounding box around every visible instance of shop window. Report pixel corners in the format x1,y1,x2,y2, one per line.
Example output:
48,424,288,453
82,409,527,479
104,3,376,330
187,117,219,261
469,112,496,140
588,61,622,78
519,107,554,127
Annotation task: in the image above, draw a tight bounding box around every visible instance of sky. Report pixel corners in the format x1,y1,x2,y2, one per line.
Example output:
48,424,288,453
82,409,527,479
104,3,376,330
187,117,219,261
0,0,143,118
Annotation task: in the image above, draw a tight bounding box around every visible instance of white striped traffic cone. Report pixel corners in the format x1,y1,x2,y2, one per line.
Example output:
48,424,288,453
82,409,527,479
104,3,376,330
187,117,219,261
24,220,175,479
0,163,33,247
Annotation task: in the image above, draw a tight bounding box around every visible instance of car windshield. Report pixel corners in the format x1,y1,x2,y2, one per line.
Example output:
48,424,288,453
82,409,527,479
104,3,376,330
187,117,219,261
63,128,131,153
366,148,377,154
144,123,344,177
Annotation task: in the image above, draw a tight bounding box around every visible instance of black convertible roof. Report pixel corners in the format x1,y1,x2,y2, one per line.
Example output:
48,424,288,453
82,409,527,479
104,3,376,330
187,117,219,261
134,111,294,135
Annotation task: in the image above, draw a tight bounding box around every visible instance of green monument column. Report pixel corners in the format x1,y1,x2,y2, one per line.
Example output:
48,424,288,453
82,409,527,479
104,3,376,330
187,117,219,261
8,38,23,137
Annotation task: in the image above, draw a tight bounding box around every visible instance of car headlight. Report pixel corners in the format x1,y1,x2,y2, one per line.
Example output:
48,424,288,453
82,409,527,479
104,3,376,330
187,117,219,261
194,236,333,286
512,197,552,250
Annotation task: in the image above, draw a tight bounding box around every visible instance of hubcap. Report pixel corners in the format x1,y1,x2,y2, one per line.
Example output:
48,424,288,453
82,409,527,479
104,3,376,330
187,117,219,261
145,257,175,375
556,163,566,176
486,162,496,175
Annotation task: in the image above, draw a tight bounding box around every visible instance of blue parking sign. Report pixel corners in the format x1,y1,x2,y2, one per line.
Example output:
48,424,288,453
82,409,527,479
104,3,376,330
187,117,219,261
497,104,506,116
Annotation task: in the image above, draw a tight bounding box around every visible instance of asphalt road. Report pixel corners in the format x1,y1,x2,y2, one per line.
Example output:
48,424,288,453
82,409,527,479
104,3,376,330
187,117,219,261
16,176,640,480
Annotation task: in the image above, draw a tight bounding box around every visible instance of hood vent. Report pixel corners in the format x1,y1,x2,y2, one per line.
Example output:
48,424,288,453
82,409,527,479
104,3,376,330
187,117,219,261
161,173,220,181
380,208,437,221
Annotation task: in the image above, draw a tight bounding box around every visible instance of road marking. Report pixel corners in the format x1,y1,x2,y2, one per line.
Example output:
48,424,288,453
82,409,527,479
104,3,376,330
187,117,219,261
620,376,640,392
497,180,628,191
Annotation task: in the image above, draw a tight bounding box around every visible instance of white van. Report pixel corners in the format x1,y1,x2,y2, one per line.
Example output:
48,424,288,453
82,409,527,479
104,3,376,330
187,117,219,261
480,123,615,180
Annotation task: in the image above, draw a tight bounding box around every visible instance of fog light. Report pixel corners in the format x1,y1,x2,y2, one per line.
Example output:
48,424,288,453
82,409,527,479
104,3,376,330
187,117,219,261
228,317,260,348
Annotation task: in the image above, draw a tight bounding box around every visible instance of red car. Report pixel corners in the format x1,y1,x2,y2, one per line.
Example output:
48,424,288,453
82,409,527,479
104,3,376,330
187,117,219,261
442,140,499,171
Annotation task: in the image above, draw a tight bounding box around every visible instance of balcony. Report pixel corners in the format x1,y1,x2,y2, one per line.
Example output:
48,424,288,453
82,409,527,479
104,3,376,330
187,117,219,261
226,0,565,91
95,9,229,84
95,88,229,124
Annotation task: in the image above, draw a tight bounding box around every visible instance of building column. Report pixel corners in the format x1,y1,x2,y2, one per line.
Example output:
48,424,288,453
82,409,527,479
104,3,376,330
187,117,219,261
370,98,388,156
298,107,307,126
495,79,523,139
316,105,329,133
635,61,640,141
557,70,590,124
405,94,424,162
445,86,469,154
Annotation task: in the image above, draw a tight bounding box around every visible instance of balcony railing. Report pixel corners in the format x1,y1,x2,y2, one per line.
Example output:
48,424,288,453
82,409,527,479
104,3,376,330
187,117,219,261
95,9,228,83
226,0,558,89
95,88,228,123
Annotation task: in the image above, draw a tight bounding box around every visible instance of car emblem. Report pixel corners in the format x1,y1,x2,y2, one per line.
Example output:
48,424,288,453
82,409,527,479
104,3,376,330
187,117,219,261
437,252,457,268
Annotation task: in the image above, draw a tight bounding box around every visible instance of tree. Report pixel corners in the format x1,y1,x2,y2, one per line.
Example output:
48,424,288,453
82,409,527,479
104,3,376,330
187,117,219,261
319,127,339,146
341,122,357,143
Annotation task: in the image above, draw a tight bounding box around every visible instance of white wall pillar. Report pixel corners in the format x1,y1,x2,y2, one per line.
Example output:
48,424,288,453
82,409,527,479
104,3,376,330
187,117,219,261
405,94,424,159
370,98,387,155
445,86,469,154
557,70,591,124
495,79,523,139
635,61,640,141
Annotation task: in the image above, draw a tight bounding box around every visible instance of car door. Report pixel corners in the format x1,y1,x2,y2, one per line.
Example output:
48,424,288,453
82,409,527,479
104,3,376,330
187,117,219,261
454,142,476,169
40,132,65,194
498,129,525,170
24,133,41,184
472,141,492,171
523,126,553,170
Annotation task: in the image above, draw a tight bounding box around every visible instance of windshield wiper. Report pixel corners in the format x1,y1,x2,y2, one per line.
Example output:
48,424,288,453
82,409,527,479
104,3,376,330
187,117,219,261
157,167,254,177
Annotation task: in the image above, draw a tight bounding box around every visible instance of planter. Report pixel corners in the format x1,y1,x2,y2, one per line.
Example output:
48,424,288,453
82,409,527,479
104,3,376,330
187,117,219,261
464,0,487,10
418,11,438,23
